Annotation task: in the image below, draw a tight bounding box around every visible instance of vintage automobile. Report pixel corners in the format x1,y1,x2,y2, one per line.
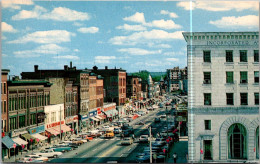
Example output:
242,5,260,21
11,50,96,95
104,130,115,138
23,154,48,162
121,137,133,145
34,149,62,158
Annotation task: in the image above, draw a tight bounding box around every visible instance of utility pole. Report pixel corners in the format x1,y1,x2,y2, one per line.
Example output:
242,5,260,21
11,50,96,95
149,126,152,163
166,106,169,136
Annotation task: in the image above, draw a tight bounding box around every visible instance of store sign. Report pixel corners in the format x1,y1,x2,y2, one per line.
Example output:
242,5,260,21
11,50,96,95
65,115,78,124
28,125,45,134
89,110,97,117
97,108,101,115
103,105,116,112
46,121,65,129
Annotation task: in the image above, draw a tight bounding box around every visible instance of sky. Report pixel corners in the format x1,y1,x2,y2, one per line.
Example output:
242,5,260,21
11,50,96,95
2,0,259,76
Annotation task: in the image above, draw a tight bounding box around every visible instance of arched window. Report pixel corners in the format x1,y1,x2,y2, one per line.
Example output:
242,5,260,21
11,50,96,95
256,127,259,159
228,124,247,159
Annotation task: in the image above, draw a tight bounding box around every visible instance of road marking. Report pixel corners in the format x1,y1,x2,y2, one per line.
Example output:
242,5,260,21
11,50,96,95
128,148,131,151
93,148,97,151
120,154,123,157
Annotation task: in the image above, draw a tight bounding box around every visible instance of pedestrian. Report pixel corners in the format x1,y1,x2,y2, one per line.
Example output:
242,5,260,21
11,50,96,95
173,152,177,163
132,134,135,141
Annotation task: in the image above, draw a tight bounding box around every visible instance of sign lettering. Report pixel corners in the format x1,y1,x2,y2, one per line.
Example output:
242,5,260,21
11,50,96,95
207,40,258,46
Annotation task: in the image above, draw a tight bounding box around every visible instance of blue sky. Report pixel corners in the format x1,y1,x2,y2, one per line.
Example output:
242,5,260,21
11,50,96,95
2,1,259,76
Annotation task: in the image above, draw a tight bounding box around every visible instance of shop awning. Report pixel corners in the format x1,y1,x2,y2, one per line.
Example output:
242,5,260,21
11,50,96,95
46,128,59,136
61,124,71,133
104,109,117,117
90,117,99,121
100,115,107,119
31,133,47,141
12,137,28,146
21,133,35,140
95,115,103,120
2,136,16,149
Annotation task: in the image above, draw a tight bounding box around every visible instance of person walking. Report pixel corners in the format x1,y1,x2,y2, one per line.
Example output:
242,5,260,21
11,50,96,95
173,152,178,163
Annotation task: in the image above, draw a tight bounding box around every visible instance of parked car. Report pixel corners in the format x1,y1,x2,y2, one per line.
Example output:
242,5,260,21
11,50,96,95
51,145,73,152
34,149,62,158
114,128,122,134
136,121,145,125
136,155,150,163
152,138,166,147
160,114,166,118
79,134,93,141
62,141,79,149
139,135,149,143
121,137,133,145
23,155,48,162
70,138,85,145
104,130,115,138
56,142,77,150
154,118,160,123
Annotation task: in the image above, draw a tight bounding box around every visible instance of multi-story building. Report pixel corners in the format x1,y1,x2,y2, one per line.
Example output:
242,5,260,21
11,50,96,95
147,74,154,98
183,32,259,162
21,63,89,131
7,77,52,149
126,75,142,101
167,66,187,92
1,69,9,135
91,66,126,106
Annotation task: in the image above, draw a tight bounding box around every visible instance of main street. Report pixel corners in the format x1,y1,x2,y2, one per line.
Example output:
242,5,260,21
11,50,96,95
49,106,173,163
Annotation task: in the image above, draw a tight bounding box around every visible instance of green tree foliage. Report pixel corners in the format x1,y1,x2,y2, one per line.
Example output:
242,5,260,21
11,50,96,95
131,70,150,83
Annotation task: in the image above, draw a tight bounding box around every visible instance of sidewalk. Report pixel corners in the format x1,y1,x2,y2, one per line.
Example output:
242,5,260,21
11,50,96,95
166,136,188,163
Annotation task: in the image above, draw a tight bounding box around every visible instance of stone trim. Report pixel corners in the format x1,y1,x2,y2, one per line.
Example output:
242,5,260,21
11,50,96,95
219,116,252,160
188,107,258,115
248,117,259,160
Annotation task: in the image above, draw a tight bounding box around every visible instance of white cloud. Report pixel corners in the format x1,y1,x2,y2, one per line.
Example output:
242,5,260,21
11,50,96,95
73,22,84,27
118,48,162,56
53,55,79,60
209,15,258,29
2,22,17,33
160,10,178,18
73,49,79,52
41,7,90,21
14,44,69,55
123,12,146,24
95,56,116,64
116,24,147,31
77,27,99,33
14,54,41,58
12,6,90,22
177,1,258,11
8,30,75,44
110,30,184,45
2,36,7,40
2,54,8,57
146,19,182,29
148,43,171,48
12,5,47,20
2,0,34,10
166,58,179,62
163,50,186,56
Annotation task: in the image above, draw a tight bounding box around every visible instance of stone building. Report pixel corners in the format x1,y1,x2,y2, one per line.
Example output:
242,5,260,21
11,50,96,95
167,66,187,92
183,32,259,162
126,75,142,101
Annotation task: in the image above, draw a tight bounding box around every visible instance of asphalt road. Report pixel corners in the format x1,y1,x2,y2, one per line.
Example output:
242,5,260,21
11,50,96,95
49,107,174,163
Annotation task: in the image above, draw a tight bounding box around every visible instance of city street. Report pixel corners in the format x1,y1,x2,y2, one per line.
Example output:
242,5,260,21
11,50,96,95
48,106,175,163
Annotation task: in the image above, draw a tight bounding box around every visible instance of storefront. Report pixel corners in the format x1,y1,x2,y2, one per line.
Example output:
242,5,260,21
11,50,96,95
89,109,99,127
28,125,47,148
65,115,78,134
103,103,118,121
80,114,89,132
2,136,16,159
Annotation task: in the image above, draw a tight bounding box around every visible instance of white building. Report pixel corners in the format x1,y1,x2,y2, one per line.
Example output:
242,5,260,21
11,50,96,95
183,32,259,162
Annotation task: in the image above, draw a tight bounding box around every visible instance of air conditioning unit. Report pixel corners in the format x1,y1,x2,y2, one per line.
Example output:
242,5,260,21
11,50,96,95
204,79,211,84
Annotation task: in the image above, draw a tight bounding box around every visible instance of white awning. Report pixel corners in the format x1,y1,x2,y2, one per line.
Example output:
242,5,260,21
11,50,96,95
95,115,103,120
90,117,99,121
12,137,28,146
31,133,48,141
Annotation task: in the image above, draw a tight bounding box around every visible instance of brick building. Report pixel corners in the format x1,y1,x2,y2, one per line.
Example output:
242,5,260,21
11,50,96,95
1,69,9,135
126,75,142,101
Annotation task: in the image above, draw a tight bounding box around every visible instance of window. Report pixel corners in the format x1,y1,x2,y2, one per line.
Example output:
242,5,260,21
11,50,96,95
255,93,259,105
240,72,248,83
30,113,36,125
204,93,211,105
205,120,211,130
51,112,56,122
240,50,247,62
9,117,17,131
203,51,211,62
226,72,234,83
4,101,6,113
240,93,248,105
254,71,259,83
254,50,259,62
226,50,233,62
226,93,234,105
203,72,211,84
19,115,25,128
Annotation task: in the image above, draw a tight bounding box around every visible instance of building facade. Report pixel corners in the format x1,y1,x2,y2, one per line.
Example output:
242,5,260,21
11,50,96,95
1,69,9,134
126,75,142,101
183,32,259,162
167,67,187,92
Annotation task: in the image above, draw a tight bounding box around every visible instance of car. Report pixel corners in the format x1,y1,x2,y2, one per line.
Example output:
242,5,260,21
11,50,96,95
139,135,149,143
101,125,111,131
17,158,45,163
70,138,85,145
154,118,160,123
79,134,94,141
121,137,134,145
56,142,77,150
136,155,150,163
104,130,115,138
34,149,62,158
23,155,48,162
136,121,145,125
160,114,166,118
51,145,73,152
114,128,122,134
152,138,166,147
137,111,145,116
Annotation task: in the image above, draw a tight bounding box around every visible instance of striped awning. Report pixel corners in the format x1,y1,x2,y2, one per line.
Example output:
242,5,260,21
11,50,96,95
46,128,59,136
90,117,99,121
12,137,28,146
2,136,15,149
31,133,47,141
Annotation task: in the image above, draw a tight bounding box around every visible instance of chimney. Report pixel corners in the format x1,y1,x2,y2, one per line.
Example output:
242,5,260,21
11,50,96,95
105,66,108,70
70,61,72,68
34,65,38,72
64,65,68,70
